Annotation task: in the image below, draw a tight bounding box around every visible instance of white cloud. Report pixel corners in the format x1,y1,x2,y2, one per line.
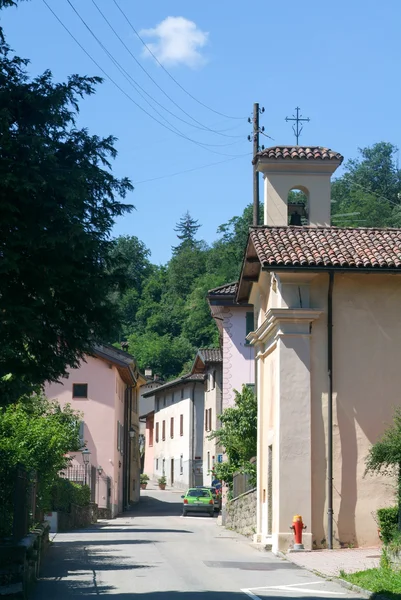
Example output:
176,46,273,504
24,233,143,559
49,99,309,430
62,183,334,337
140,17,209,69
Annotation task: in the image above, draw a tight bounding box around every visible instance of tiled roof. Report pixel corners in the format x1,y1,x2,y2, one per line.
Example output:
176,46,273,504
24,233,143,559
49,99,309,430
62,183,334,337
141,373,204,398
253,146,343,165
198,348,222,363
250,227,401,269
207,282,238,296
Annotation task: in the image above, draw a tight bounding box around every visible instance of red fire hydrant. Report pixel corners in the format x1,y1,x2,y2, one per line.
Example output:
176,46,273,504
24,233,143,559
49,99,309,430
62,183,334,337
290,514,307,550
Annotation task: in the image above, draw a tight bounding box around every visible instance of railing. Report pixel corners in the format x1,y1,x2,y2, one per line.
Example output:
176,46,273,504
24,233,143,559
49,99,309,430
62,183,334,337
0,463,37,543
59,464,96,502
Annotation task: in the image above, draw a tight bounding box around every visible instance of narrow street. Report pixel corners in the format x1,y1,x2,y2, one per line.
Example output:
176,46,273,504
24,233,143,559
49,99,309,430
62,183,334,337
32,490,363,600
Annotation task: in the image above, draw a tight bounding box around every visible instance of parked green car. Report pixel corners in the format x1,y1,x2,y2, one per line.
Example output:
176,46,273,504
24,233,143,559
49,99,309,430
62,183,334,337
181,488,215,517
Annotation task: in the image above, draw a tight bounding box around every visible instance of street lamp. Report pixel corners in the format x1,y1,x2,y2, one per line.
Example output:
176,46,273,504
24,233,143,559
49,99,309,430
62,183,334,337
81,448,91,486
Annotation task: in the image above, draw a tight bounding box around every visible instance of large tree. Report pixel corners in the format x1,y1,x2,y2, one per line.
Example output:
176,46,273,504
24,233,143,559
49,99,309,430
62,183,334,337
0,34,133,404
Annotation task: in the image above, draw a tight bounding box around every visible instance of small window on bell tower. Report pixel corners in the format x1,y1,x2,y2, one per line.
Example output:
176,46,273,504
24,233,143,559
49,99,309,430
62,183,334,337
288,188,309,225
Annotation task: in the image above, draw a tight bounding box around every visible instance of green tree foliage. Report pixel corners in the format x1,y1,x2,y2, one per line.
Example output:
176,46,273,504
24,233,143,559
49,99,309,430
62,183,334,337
0,394,82,512
209,385,257,491
0,35,133,404
331,142,401,227
172,211,201,253
366,407,401,531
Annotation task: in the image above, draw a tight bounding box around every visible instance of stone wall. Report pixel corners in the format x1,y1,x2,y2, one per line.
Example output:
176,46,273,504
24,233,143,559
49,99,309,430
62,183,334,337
58,502,98,532
225,488,257,538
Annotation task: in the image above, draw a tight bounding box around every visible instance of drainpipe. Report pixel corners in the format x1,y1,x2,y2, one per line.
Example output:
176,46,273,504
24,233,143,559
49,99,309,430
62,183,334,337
327,271,334,549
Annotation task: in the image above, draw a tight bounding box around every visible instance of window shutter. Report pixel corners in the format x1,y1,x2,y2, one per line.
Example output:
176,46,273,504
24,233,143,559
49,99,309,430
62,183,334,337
245,311,254,344
180,414,183,436
156,422,159,443
117,420,120,452
170,417,174,438
79,421,85,447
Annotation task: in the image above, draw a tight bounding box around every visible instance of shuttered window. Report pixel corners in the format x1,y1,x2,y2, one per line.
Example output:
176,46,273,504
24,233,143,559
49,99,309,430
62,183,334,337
162,420,166,440
245,311,254,344
170,417,174,438
180,414,184,436
155,422,159,443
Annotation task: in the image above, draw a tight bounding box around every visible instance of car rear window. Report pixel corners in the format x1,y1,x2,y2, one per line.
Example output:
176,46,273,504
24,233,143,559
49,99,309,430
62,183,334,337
187,489,210,497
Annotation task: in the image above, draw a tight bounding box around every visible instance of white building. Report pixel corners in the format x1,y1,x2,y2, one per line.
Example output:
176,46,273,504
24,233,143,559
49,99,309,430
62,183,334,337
141,373,205,489
191,349,223,486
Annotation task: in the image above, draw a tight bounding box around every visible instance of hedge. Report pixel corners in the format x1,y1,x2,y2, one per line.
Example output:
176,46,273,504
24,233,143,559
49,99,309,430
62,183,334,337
51,476,91,512
377,506,399,544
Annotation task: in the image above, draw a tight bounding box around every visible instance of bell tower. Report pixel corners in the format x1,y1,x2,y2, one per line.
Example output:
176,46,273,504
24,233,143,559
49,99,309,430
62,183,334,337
254,146,343,227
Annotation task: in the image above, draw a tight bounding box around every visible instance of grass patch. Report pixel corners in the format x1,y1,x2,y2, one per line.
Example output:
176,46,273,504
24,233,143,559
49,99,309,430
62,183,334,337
341,567,401,600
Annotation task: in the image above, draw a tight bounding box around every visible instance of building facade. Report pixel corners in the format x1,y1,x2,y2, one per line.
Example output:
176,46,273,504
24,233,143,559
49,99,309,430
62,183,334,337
191,349,223,486
142,374,205,489
238,144,401,552
46,344,145,518
207,283,255,410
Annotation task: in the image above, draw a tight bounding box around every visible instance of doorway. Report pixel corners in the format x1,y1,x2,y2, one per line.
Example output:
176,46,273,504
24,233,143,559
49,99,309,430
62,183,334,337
171,458,174,486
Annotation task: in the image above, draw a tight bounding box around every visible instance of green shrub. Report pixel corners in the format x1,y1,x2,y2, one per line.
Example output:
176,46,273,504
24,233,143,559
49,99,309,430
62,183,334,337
377,506,399,544
140,473,149,484
51,476,90,512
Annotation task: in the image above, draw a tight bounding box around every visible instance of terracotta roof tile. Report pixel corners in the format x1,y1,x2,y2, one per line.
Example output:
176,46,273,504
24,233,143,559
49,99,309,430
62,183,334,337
253,146,343,165
198,348,222,363
250,227,401,270
207,282,238,296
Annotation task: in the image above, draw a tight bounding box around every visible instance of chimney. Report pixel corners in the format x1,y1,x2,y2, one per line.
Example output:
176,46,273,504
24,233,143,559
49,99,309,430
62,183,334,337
145,368,152,378
121,341,129,352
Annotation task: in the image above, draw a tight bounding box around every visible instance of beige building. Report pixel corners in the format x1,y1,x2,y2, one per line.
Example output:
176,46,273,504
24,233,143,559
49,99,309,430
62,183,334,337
191,348,223,485
238,145,401,552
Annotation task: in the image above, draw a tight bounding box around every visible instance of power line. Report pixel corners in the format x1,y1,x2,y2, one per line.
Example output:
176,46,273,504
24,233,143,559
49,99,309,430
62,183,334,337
111,0,245,121
44,1,246,157
65,0,241,150
133,152,252,185
90,0,244,139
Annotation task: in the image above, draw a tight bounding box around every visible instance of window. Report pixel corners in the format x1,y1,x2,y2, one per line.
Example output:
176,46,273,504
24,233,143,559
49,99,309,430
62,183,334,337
181,388,184,400
156,458,159,470
207,451,210,473
73,383,88,399
172,392,175,403
117,421,123,454
163,396,166,407
156,398,160,411
149,422,154,447
162,420,166,441
180,454,183,475
170,417,174,438
245,311,254,345
79,421,85,448
162,458,165,475
180,414,184,436
205,408,212,432
155,422,159,443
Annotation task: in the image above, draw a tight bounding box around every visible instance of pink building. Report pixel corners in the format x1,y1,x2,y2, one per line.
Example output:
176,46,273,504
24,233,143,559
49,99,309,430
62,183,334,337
46,344,145,518
207,282,255,409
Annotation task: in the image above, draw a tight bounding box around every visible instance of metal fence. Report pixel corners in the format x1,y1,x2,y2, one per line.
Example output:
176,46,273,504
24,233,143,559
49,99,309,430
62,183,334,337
0,463,37,543
59,464,96,501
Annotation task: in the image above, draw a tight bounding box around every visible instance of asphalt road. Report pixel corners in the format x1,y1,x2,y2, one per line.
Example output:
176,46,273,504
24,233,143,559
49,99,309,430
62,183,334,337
32,489,363,600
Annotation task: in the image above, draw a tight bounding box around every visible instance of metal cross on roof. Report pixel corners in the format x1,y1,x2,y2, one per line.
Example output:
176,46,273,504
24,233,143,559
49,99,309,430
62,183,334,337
285,107,310,145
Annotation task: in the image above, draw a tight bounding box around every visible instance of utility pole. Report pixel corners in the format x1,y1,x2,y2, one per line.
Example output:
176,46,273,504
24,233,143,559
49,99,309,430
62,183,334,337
248,103,265,226
285,106,310,145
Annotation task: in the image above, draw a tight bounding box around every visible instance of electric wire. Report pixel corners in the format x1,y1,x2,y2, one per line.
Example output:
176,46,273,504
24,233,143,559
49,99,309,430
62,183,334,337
112,0,245,121
44,0,246,158
93,0,245,137
133,152,252,185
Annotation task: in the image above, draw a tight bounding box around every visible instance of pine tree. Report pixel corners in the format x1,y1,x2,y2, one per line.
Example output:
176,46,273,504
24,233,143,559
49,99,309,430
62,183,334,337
172,211,201,253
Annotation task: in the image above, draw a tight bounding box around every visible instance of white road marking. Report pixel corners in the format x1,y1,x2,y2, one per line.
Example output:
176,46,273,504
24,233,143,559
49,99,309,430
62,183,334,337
242,589,262,600
241,581,346,599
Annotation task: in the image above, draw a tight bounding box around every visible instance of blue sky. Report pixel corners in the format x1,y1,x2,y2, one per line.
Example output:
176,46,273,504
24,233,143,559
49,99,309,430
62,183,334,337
2,0,401,264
